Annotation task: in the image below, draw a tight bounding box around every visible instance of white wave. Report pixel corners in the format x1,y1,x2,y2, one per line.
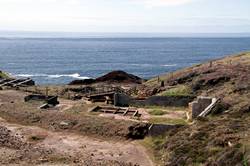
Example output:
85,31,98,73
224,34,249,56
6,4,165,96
16,74,37,77
161,64,177,67
130,63,152,67
16,74,47,77
16,73,90,80
48,73,89,79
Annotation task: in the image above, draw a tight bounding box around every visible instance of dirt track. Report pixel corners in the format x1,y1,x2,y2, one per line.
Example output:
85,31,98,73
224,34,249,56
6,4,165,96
0,117,153,165
0,90,154,165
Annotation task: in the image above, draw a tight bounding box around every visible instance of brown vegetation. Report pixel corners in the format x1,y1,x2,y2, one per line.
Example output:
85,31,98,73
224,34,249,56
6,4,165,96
141,52,250,165
1,52,250,165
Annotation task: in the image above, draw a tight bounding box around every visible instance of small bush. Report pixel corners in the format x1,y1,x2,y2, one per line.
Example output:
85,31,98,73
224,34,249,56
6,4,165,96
149,109,167,116
149,117,187,125
28,135,46,141
209,146,223,155
141,135,167,162
0,71,10,79
142,135,166,150
161,85,192,97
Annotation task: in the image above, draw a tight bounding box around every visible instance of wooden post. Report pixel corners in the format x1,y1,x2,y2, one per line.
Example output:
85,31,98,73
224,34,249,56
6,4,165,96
68,92,70,99
209,61,213,68
161,81,165,87
45,87,49,98
55,88,59,96
35,86,38,93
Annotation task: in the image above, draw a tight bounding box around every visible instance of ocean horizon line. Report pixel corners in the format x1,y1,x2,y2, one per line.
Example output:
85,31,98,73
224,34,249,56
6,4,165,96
0,31,250,38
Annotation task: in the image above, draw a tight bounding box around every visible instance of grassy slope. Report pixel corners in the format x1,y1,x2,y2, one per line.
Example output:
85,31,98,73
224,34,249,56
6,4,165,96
144,52,250,111
142,52,250,165
0,71,10,79
146,52,250,86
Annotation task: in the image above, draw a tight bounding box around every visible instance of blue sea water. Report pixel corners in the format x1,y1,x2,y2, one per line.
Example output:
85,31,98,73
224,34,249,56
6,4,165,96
0,37,250,85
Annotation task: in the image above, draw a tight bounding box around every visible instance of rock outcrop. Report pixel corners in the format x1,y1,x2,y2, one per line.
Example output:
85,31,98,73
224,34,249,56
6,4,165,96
69,70,144,85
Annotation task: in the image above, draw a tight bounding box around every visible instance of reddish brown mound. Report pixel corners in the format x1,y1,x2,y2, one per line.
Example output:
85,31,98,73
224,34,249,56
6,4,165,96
95,70,143,84
68,78,95,85
69,70,144,85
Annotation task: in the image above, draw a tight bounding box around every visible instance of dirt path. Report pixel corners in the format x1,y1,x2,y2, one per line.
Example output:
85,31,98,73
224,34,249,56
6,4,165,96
0,117,154,166
55,98,81,111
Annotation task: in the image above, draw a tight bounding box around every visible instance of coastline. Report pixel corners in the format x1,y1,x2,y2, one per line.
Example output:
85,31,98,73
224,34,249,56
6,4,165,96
1,37,250,85
0,51,250,165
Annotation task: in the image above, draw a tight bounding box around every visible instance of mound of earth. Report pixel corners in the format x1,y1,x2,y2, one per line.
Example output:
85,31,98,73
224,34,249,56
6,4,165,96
69,78,95,85
95,70,143,84
69,70,144,85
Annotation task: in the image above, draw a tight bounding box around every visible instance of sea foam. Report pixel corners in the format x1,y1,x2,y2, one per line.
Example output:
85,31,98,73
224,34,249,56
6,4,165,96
16,73,89,80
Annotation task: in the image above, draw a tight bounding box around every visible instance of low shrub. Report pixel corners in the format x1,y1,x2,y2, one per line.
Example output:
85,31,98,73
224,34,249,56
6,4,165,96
148,109,167,116
161,85,192,97
0,71,10,79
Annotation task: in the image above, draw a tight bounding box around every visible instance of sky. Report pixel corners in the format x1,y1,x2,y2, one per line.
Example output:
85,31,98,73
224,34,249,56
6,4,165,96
0,0,250,33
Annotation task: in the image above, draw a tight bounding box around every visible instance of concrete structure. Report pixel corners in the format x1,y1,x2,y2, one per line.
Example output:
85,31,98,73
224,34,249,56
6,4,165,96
199,98,218,117
89,106,140,117
24,94,59,109
114,93,195,107
87,92,115,104
114,93,131,107
187,96,218,121
148,124,183,136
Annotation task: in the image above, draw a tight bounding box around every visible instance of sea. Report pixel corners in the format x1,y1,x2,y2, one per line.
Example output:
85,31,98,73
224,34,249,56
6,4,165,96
1,35,250,85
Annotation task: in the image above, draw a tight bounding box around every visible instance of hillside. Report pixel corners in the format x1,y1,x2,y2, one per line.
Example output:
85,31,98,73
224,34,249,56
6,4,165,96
141,52,250,112
140,52,250,165
0,52,249,165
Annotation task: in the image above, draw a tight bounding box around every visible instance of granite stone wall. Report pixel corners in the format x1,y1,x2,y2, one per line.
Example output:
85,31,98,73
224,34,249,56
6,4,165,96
187,96,213,120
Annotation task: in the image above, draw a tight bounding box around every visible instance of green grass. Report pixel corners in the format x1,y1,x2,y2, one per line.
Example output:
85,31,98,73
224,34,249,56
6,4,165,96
149,117,187,125
141,135,167,163
0,71,10,79
208,146,223,155
243,155,249,166
160,85,192,97
242,144,250,166
142,135,166,150
138,105,188,112
148,109,167,116
139,105,167,109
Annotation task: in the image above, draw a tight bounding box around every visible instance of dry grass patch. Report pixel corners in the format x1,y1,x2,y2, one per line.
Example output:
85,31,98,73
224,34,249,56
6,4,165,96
0,71,10,79
149,117,187,125
160,85,192,97
148,109,167,116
